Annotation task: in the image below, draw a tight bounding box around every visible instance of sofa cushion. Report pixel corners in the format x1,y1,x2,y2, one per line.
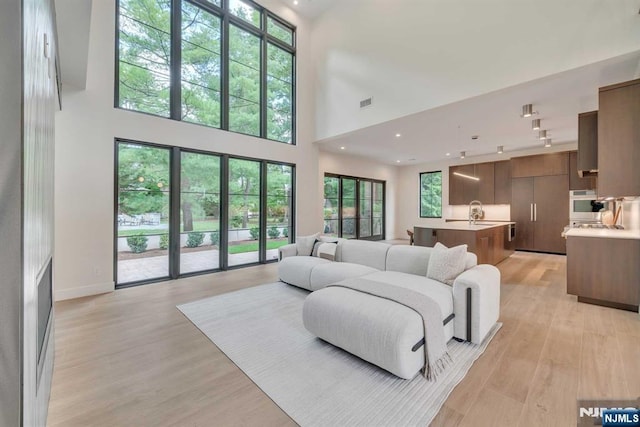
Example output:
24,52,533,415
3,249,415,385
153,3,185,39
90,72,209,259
309,262,379,291
278,256,331,290
386,245,431,276
361,271,454,320
296,233,319,256
427,243,468,286
338,240,391,270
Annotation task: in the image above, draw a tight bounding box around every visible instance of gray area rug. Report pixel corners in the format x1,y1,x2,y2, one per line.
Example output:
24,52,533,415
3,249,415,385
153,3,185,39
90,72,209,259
178,282,501,427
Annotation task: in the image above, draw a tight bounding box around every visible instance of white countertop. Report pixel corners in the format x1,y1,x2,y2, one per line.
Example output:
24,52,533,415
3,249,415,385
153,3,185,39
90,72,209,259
415,221,515,231
564,228,640,240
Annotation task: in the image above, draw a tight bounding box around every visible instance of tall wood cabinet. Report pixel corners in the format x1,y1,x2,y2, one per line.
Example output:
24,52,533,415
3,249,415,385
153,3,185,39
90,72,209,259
569,151,596,191
598,78,640,197
511,153,569,254
577,111,598,175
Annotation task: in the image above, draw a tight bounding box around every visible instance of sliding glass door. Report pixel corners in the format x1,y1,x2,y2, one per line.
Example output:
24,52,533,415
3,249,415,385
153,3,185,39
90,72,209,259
180,152,221,274
116,143,171,284
228,158,261,267
323,174,385,240
115,140,295,287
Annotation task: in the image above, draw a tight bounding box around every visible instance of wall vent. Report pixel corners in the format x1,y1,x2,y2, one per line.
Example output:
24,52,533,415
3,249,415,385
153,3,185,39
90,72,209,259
360,97,373,108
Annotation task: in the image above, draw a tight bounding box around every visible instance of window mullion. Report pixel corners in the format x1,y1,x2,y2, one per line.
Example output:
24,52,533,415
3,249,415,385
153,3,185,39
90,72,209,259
170,0,182,120
260,16,267,139
221,13,230,130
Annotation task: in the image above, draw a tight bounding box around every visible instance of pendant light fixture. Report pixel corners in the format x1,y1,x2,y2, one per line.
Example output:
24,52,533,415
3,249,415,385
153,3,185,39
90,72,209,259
538,130,548,140
521,104,537,117
532,119,541,130
497,146,504,154
460,151,466,159
544,138,552,148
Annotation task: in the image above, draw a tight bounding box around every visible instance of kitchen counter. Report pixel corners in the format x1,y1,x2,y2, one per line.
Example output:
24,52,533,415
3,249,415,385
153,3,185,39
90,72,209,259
434,221,516,231
564,228,640,240
413,222,515,265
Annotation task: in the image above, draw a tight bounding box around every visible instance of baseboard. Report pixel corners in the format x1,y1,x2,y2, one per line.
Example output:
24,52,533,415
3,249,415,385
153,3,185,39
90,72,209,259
55,281,115,301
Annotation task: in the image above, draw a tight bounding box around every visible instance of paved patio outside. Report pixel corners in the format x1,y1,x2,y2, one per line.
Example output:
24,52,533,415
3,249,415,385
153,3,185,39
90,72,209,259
117,248,280,283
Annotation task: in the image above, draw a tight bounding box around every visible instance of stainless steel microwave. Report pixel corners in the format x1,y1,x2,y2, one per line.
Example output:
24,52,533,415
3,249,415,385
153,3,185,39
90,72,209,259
569,190,605,221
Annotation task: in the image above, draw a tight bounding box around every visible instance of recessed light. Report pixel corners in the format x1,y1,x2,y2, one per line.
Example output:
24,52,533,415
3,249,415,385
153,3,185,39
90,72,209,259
293,0,298,4
340,146,345,150
395,133,402,138
445,152,450,156
396,160,401,163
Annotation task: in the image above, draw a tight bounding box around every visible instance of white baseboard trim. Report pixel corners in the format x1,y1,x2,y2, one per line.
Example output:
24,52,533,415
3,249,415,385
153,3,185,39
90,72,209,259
55,281,115,301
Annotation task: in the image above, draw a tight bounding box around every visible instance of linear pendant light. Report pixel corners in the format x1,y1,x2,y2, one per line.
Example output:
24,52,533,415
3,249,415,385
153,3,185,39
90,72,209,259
453,171,480,181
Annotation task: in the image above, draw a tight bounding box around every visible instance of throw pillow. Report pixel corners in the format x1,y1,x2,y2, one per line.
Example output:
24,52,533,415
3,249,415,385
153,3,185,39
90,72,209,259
296,233,319,256
317,242,338,261
427,242,468,286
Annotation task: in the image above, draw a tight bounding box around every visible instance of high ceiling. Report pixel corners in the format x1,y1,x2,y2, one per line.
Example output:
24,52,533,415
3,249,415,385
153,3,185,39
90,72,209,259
277,0,339,19
317,50,640,165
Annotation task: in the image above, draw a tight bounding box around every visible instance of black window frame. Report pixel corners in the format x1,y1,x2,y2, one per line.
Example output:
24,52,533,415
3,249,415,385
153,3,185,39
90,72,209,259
113,137,296,289
114,0,297,145
323,173,386,241
419,170,443,219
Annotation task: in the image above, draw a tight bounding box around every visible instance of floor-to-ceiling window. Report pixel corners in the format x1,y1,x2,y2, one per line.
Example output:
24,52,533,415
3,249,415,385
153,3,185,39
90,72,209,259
117,0,296,144
115,140,294,287
323,174,385,240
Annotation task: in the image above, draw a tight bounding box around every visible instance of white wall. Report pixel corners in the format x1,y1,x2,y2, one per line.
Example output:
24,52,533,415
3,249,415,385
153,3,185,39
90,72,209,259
394,143,577,239
54,0,321,300
319,150,398,239
311,0,640,141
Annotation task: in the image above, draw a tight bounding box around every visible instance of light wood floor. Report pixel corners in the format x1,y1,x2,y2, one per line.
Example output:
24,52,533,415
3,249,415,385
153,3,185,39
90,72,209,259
48,252,640,427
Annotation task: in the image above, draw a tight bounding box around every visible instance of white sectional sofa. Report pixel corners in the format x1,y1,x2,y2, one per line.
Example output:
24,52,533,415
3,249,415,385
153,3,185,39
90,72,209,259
278,238,501,379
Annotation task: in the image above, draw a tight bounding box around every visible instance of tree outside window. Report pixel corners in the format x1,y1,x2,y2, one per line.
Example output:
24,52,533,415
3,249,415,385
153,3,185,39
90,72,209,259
420,171,442,218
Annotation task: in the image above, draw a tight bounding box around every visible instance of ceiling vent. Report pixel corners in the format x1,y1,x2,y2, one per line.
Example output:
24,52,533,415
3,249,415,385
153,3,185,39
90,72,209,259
360,97,373,109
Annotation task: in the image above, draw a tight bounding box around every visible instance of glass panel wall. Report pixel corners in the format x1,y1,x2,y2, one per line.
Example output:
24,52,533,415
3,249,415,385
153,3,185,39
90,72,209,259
228,25,261,136
180,152,221,274
324,174,385,240
228,158,261,266
323,176,339,236
117,143,171,284
341,178,357,239
266,163,293,260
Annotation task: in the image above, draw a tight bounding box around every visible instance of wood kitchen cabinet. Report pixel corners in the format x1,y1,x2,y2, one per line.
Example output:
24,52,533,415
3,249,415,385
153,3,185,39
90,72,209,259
577,111,598,175
567,236,640,311
511,152,569,178
494,160,511,204
569,151,596,191
598,78,640,197
449,162,495,205
511,174,569,254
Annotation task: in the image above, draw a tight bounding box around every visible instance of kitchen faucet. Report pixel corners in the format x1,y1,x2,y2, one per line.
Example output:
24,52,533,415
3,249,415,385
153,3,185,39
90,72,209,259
469,200,484,225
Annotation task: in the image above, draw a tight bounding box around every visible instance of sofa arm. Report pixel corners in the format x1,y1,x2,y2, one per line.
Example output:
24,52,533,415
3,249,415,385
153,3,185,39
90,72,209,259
452,264,500,344
278,244,298,261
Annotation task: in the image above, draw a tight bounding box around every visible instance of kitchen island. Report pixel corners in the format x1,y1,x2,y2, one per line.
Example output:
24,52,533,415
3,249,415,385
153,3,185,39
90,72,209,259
564,227,640,312
414,221,515,265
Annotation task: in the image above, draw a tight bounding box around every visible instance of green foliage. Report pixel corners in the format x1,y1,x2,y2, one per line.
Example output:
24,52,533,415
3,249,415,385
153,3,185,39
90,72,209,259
249,226,260,240
228,240,289,254
186,231,205,248
268,226,280,239
117,0,293,142
127,234,148,253
231,215,243,228
282,227,288,238
420,172,442,218
209,230,219,246
159,234,169,249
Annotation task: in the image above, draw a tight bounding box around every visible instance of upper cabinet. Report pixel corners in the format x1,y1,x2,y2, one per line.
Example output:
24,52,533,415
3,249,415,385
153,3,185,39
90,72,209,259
598,78,640,198
494,160,511,204
449,161,512,205
569,151,596,191
449,163,494,205
577,111,598,176
511,152,569,178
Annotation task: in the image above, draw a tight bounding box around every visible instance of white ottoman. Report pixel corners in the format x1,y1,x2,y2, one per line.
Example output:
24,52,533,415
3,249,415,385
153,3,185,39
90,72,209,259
302,282,454,380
